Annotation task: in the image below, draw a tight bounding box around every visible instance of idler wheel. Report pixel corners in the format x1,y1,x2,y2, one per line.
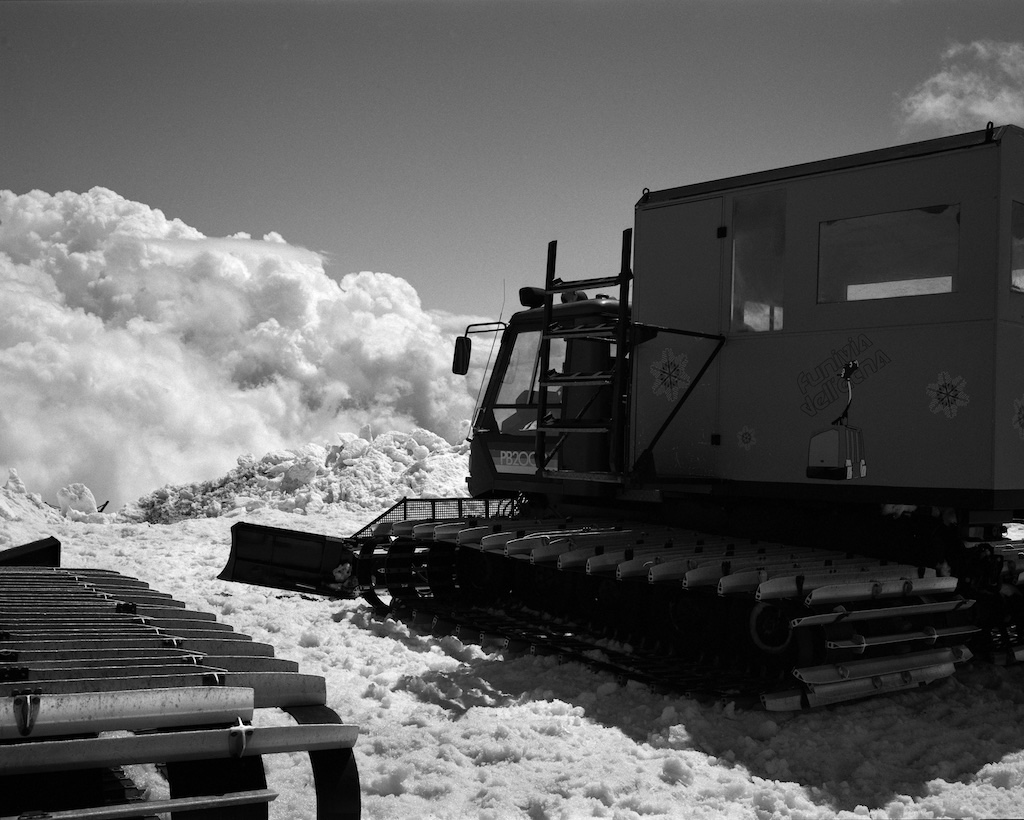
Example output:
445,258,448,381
748,601,794,654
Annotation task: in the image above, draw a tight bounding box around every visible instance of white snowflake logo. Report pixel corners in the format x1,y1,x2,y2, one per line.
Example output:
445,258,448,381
737,426,756,451
651,348,690,402
926,371,969,419
1013,397,1024,441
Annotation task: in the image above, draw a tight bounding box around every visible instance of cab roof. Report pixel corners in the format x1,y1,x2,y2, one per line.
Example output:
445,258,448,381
637,123,1021,209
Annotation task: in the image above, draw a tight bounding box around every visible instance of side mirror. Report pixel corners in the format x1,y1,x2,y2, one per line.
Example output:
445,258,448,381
452,335,472,375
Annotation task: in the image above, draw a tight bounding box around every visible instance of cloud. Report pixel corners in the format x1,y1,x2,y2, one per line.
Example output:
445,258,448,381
898,41,1024,136
0,188,482,508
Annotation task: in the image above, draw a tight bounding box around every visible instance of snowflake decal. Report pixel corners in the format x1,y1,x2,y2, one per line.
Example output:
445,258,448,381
926,371,969,419
737,425,757,451
1013,396,1024,441
650,348,690,402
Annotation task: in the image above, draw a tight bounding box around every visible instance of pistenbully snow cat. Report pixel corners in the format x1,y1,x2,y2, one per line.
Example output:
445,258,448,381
221,123,1024,709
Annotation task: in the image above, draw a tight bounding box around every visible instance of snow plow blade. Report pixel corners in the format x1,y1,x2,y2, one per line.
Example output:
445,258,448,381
219,522,359,598
0,536,61,567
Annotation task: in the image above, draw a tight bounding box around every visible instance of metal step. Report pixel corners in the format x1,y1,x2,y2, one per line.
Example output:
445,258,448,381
540,469,625,483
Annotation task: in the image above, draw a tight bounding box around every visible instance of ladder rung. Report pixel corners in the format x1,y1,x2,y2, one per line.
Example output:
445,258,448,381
544,324,619,339
541,373,615,387
539,421,612,433
547,275,625,293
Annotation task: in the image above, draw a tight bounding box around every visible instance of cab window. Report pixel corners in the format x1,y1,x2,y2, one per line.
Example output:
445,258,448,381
731,189,786,332
1011,201,1024,292
818,204,959,302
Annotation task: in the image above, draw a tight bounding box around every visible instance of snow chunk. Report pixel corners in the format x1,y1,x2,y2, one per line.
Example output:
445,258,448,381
4,469,26,494
366,763,413,796
57,483,98,516
661,756,694,786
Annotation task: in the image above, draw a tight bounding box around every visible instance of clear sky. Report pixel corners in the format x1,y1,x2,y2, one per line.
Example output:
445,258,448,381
3,0,1023,322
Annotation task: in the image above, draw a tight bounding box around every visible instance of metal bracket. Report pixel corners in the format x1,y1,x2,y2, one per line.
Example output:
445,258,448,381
13,692,42,737
228,718,255,757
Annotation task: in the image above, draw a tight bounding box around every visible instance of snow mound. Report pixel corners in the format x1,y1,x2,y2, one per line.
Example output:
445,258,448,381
0,469,65,549
120,429,470,524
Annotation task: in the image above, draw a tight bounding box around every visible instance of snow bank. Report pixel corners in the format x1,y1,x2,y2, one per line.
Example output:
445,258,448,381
0,467,64,548
118,428,469,524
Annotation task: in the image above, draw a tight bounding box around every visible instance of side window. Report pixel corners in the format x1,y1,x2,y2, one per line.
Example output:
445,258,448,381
1012,201,1024,292
731,189,785,332
818,204,959,302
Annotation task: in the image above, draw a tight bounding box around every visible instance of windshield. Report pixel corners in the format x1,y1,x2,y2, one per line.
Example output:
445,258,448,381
491,329,565,434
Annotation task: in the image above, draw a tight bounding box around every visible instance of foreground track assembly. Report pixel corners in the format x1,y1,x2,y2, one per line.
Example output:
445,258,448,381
0,542,360,820
334,499,1023,711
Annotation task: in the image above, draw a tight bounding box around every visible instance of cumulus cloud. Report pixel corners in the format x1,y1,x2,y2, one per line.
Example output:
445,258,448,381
0,188,483,508
899,41,1024,136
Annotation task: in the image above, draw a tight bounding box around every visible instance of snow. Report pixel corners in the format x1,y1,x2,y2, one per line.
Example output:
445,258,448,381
3,444,1024,819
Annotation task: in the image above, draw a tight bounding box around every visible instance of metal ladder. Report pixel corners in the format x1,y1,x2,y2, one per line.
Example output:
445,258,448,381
535,229,632,483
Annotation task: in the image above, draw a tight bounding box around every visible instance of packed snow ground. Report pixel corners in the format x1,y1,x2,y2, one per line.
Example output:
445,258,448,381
3,434,1024,820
